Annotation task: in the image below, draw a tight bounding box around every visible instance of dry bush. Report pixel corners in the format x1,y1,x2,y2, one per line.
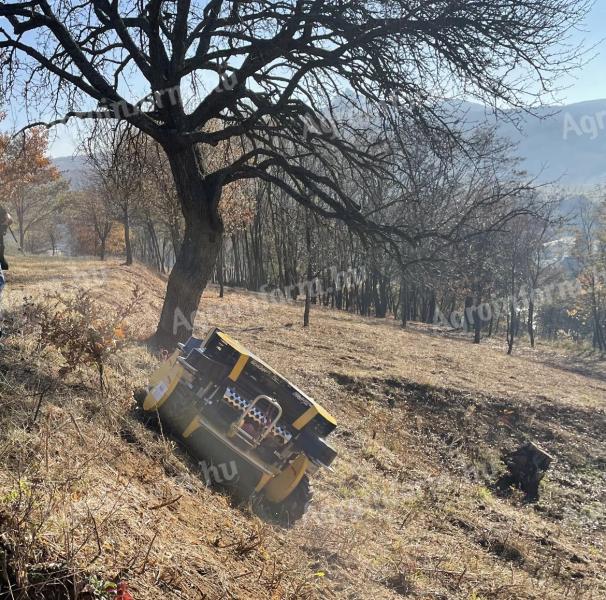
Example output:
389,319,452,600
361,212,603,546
25,287,142,392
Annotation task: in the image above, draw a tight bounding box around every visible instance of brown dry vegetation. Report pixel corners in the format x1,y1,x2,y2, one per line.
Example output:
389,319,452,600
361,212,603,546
0,256,605,600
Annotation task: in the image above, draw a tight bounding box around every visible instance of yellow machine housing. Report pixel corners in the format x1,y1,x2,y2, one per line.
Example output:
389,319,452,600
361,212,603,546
140,328,337,521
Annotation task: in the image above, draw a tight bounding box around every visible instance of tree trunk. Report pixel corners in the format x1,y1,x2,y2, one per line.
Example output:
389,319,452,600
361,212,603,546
473,292,482,344
303,210,312,327
463,295,473,333
160,237,167,274
507,302,516,355
100,237,106,261
593,309,606,352
303,285,311,327
474,311,482,344
170,223,182,260
18,219,25,251
218,239,225,299
153,144,224,348
507,261,517,355
230,234,238,285
426,293,436,324
147,218,163,271
400,273,407,328
590,284,606,352
527,297,535,348
124,208,133,266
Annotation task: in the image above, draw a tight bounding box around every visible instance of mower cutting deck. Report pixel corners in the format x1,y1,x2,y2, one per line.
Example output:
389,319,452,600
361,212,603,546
138,327,337,525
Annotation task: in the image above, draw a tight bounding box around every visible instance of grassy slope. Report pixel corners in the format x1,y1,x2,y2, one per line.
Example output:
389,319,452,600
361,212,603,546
0,256,605,600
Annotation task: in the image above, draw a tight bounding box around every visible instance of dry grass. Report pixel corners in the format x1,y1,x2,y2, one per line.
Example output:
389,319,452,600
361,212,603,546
0,255,605,600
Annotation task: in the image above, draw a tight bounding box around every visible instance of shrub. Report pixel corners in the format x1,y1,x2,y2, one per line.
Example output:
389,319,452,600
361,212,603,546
30,287,142,392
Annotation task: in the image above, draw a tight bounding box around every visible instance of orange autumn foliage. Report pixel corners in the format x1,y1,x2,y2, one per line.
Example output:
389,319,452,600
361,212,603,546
0,126,59,197
71,222,126,257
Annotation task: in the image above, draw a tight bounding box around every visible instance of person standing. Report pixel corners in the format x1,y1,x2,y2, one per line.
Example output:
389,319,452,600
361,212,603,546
0,205,12,271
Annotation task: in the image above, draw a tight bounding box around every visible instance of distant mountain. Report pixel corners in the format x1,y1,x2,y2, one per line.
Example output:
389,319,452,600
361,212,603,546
458,99,606,186
52,154,90,189
52,98,606,189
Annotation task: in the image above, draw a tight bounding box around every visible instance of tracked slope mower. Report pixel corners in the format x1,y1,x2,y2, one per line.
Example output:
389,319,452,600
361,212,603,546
138,328,337,524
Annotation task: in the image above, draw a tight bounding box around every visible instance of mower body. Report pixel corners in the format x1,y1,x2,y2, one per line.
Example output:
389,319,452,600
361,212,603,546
141,328,337,518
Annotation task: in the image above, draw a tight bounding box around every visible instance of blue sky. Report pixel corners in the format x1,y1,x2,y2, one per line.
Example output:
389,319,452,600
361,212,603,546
40,1,606,156
557,0,606,104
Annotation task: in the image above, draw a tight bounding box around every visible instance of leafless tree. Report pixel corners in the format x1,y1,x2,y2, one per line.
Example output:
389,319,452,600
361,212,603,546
84,123,146,265
576,200,606,351
0,0,589,345
10,178,68,250
73,187,115,260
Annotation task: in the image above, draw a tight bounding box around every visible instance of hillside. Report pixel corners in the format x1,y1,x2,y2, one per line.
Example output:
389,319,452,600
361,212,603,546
1,256,605,600
460,99,606,186
52,98,606,189
52,155,90,190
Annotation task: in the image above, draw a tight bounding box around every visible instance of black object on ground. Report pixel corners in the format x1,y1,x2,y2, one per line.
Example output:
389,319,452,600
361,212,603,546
496,441,553,502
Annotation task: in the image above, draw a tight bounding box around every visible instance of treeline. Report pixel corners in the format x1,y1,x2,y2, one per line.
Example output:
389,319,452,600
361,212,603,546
2,120,605,353
213,132,605,352
219,190,605,352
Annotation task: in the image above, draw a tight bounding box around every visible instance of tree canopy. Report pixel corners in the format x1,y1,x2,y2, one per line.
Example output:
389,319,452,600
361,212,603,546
0,0,591,344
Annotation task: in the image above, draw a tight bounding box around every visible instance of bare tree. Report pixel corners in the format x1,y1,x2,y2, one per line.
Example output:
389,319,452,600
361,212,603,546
524,208,559,348
576,200,606,352
0,0,589,346
85,124,146,265
72,188,115,260
10,178,68,250
142,141,184,261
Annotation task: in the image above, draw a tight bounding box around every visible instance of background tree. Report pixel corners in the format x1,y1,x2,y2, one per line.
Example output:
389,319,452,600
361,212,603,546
0,127,60,249
140,140,184,262
523,208,560,348
11,178,68,250
0,0,590,345
70,188,118,261
574,199,606,351
85,124,145,266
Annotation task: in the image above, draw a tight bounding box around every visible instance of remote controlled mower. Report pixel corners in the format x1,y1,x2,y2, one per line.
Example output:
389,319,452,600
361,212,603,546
137,328,337,524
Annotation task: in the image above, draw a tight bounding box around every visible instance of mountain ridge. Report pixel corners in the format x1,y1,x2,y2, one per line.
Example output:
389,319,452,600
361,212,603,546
52,98,606,188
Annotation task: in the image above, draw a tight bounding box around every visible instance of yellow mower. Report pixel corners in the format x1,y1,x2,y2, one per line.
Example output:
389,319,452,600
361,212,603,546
137,328,337,525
